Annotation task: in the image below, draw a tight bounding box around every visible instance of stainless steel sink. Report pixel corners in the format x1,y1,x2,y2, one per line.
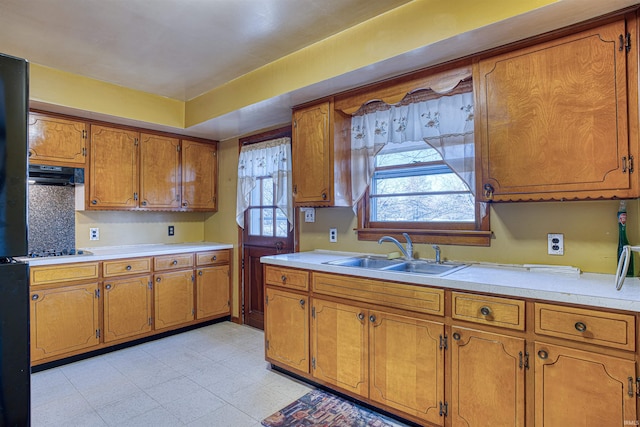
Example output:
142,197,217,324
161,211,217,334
323,256,405,269
385,261,468,276
323,256,468,277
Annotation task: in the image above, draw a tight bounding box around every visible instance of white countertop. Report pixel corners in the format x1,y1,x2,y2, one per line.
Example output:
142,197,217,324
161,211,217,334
21,242,233,266
261,250,640,312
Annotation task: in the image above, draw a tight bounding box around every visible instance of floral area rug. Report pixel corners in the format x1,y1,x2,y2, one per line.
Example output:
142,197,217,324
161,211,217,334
262,389,410,427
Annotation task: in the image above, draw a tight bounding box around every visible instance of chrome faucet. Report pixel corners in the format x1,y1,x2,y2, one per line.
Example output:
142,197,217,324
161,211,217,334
378,233,413,260
432,245,441,264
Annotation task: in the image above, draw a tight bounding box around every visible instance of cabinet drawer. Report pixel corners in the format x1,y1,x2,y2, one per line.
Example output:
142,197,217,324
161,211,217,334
452,292,525,331
312,272,444,316
535,303,635,351
103,257,152,277
30,262,100,287
265,266,309,291
196,250,230,266
154,253,194,271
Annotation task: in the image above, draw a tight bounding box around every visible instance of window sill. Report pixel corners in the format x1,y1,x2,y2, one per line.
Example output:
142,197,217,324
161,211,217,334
355,228,492,247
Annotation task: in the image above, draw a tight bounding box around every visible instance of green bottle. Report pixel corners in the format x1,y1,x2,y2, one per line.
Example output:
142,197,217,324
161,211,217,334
617,201,634,277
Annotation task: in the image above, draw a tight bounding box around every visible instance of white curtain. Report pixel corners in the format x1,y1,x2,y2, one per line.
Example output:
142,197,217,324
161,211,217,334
350,89,476,210
236,137,293,230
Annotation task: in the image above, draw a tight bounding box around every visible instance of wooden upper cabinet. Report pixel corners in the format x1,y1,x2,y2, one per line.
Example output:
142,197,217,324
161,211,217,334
292,100,351,207
88,125,139,209
476,18,637,201
181,139,217,211
139,133,181,210
28,112,87,167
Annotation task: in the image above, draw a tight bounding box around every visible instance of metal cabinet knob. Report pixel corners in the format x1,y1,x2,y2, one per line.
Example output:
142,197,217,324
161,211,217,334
31,294,38,301
538,350,548,360
91,200,98,205
452,332,461,341
105,284,112,290
126,265,132,271
299,299,305,307
369,315,376,323
321,192,327,200
480,306,492,316
574,322,587,332
141,201,147,206
156,277,161,282
358,313,365,321
198,270,203,276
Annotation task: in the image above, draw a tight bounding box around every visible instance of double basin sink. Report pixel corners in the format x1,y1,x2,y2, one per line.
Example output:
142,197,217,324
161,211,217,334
323,255,468,277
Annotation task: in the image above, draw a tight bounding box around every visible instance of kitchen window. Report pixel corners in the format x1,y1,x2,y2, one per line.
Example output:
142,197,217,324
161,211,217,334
351,79,491,246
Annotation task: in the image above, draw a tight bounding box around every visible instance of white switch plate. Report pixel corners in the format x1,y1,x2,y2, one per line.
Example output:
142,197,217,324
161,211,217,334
90,228,100,241
547,233,564,255
329,228,337,243
303,208,315,223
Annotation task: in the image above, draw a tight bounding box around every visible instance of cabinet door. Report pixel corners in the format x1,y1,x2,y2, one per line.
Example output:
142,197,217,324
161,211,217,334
196,265,230,319
28,113,87,166
139,133,181,210
153,270,194,330
450,326,525,427
103,276,152,342
30,283,100,361
369,310,445,426
264,287,309,373
181,140,217,211
477,19,633,201
534,342,636,427
311,299,368,397
292,101,332,205
88,125,139,209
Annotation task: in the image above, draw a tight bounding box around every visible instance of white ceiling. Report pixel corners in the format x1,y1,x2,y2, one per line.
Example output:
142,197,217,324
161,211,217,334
2,0,639,140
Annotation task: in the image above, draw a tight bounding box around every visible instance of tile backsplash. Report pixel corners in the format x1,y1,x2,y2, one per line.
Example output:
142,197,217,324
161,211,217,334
28,184,75,252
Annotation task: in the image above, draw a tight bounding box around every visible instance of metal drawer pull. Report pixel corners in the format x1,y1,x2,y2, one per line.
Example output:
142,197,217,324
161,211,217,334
211,255,217,261
574,322,587,332
480,306,492,316
538,350,548,360
281,275,287,282
126,265,132,270
452,332,461,341
358,313,365,321
172,260,178,265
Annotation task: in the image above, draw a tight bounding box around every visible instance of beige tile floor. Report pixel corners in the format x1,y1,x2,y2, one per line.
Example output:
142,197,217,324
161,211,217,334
31,322,313,426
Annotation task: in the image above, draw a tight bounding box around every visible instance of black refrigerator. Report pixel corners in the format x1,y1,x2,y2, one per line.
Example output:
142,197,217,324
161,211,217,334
0,52,30,426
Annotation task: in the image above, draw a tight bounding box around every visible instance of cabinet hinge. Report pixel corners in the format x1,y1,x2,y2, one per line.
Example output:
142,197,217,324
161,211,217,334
227,300,230,307
265,295,269,305
519,351,530,369
636,377,640,397
293,120,297,128
134,138,139,146
312,357,316,369
620,33,632,53
191,275,195,282
439,334,447,350
439,401,448,417
177,144,181,152
134,192,138,201
312,306,316,319
82,129,87,139
241,259,245,269
148,281,152,290
192,308,195,316
148,317,152,326
95,289,100,299
630,155,634,174
96,329,100,339
212,196,217,205
82,147,87,156
266,339,269,350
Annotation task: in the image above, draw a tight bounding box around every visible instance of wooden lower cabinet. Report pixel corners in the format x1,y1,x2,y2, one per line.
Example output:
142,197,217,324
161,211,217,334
450,326,525,427
196,265,230,319
103,275,152,342
154,269,194,330
311,299,369,396
534,341,636,427
370,310,445,426
265,287,309,373
30,283,100,362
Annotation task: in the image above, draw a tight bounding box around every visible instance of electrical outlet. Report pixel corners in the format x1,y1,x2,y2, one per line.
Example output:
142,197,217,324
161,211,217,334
304,208,315,223
329,228,337,243
168,225,175,236
548,233,564,255
90,228,99,241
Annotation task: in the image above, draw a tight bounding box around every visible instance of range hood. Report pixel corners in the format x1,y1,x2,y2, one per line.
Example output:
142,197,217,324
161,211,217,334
28,164,83,186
